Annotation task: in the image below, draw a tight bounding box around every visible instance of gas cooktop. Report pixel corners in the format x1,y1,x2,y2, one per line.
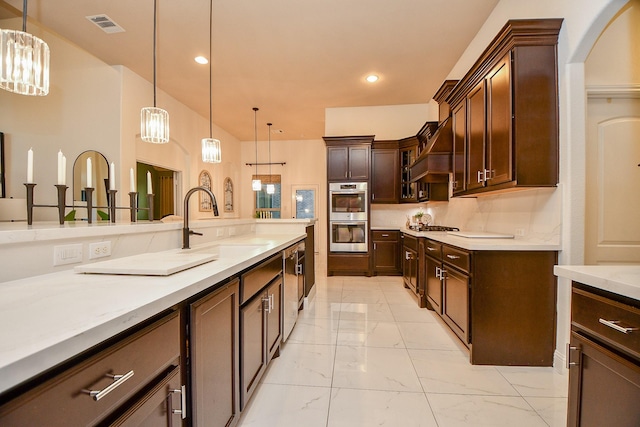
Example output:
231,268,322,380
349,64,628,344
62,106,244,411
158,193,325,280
409,225,460,232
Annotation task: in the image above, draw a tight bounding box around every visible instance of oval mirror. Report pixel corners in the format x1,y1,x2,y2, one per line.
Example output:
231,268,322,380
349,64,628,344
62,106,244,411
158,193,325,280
72,151,109,220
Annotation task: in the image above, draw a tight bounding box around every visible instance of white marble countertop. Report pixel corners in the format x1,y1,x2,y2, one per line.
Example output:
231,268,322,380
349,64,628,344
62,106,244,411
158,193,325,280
399,228,560,251
554,265,640,301
0,232,305,395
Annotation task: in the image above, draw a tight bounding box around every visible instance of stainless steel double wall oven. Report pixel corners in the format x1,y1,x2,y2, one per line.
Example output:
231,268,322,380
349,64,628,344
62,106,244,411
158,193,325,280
328,182,368,252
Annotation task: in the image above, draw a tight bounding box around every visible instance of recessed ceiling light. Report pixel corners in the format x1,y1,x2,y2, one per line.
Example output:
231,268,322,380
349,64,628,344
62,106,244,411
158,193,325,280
194,56,208,65
366,74,379,83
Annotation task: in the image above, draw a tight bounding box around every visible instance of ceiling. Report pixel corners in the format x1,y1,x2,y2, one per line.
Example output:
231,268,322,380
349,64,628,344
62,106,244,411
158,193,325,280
1,0,499,141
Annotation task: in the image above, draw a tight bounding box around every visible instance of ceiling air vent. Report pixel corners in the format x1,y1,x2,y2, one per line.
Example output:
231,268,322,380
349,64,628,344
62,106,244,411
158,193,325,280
86,15,125,34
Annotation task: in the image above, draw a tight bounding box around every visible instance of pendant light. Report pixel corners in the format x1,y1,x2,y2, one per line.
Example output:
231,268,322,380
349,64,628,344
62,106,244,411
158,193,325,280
141,0,169,144
0,0,50,96
201,0,221,163
251,107,261,191
266,123,275,194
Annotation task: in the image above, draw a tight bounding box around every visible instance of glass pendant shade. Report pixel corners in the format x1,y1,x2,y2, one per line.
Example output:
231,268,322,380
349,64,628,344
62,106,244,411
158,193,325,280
0,29,50,96
266,184,275,194
202,137,221,163
141,106,169,144
252,179,262,191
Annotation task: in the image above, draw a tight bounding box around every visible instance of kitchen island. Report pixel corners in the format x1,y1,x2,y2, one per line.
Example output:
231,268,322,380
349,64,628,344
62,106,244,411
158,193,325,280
0,231,305,426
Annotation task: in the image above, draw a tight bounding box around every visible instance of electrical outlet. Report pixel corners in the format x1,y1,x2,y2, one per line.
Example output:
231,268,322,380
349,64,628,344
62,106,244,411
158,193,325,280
89,241,112,259
515,228,525,237
53,244,83,266
216,228,225,237
228,227,236,236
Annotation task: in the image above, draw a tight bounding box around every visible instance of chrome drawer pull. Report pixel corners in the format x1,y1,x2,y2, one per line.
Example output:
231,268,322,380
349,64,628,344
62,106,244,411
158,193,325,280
599,318,638,334
381,234,389,237
427,247,436,251
446,254,461,260
83,370,134,401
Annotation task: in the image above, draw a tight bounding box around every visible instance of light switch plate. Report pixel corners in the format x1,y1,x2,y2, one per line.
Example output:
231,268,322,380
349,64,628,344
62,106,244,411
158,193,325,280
54,244,83,266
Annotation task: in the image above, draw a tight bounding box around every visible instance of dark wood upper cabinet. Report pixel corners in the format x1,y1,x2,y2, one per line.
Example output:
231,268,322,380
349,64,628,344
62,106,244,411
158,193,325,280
447,19,562,196
452,102,466,195
324,136,373,181
371,145,399,203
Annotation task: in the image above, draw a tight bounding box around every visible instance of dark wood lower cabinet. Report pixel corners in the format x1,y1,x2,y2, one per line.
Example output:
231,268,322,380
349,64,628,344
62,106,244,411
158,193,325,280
402,234,418,295
567,284,640,426
0,312,182,426
372,230,401,275
190,279,239,427
442,266,470,344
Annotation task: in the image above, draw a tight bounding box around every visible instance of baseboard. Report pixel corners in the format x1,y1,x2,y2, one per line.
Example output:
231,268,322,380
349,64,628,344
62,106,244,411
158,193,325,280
554,349,569,374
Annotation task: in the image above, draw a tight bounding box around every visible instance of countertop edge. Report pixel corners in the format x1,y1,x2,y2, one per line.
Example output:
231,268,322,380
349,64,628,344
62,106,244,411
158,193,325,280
0,233,305,395
554,265,640,301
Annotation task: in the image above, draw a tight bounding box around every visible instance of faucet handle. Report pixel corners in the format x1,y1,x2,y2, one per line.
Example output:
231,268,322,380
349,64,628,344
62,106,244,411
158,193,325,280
189,230,203,236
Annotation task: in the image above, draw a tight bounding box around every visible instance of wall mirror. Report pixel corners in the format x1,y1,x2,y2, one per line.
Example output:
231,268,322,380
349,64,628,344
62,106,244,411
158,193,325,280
72,150,109,219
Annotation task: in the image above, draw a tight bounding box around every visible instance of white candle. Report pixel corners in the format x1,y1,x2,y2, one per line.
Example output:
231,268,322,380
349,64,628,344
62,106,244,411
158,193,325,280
109,162,116,190
61,155,67,186
129,168,135,193
57,150,63,185
27,148,33,183
147,171,153,194
86,158,92,188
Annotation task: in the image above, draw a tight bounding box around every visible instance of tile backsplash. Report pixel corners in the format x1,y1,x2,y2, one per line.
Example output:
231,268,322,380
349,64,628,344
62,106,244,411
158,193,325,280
371,187,561,244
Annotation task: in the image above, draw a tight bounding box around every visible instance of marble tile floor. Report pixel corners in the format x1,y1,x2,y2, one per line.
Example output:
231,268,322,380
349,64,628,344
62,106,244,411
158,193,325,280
237,275,568,427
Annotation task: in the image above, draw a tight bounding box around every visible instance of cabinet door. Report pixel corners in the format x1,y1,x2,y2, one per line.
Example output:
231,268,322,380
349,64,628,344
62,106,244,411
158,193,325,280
240,294,266,409
399,146,417,201
327,146,349,180
371,149,399,203
442,267,470,344
425,256,443,314
466,80,486,192
266,277,282,361
190,280,239,427
402,247,417,294
108,365,183,427
486,54,512,186
568,332,640,427
452,102,466,195
373,240,400,273
348,145,370,180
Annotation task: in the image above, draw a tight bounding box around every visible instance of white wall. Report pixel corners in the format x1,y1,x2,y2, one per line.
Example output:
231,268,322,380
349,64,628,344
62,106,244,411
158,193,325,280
0,17,121,220
325,103,438,140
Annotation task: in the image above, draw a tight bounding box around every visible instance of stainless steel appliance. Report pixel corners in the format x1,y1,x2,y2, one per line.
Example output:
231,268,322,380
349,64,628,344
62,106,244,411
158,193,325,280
329,182,368,252
329,182,367,221
330,221,368,252
283,241,305,342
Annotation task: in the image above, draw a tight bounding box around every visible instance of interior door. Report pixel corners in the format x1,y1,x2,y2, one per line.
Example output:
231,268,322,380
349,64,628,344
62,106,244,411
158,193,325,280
585,95,640,264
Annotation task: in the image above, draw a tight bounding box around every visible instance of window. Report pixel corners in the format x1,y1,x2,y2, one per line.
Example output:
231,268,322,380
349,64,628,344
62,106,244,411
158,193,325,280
253,174,281,218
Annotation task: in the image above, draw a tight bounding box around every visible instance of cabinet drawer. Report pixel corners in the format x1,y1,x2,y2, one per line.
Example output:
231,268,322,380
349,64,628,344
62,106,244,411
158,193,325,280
241,254,282,305
0,311,181,426
572,287,640,360
372,230,398,241
442,245,470,273
424,239,442,258
402,233,418,251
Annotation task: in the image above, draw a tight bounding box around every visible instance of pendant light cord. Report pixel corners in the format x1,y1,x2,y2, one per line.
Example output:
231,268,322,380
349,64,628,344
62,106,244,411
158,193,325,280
22,0,27,32
253,107,259,178
153,0,158,108
208,0,213,138
267,123,272,178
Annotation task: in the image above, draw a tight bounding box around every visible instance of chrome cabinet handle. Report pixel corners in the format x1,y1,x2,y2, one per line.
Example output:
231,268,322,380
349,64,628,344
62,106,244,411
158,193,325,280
262,296,270,312
599,318,638,334
168,386,187,420
405,251,412,260
477,170,484,183
566,343,579,369
484,168,493,181
83,370,134,401
446,254,461,260
435,266,441,279
381,234,389,237
296,264,303,275
427,247,436,251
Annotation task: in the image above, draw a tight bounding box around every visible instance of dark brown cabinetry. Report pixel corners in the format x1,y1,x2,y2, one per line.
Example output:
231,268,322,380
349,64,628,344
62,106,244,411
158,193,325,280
0,312,183,426
399,138,418,202
422,242,557,366
371,147,399,203
447,19,562,197
190,279,239,427
567,284,640,427
402,233,418,295
239,254,282,409
324,136,373,181
372,230,401,275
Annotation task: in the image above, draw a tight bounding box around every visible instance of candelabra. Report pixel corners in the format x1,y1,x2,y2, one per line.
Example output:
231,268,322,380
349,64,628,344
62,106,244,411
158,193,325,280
24,183,154,225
